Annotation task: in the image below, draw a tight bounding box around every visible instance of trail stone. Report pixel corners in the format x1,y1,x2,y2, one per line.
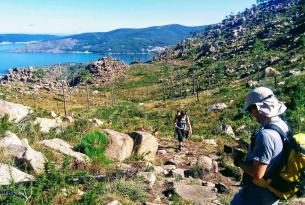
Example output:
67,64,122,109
102,129,134,162
0,163,34,185
34,117,63,133
40,138,90,162
129,131,158,161
174,183,217,204
0,100,32,123
196,155,213,171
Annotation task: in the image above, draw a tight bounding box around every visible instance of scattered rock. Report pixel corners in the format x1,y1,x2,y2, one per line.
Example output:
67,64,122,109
141,172,157,188
107,200,121,205
102,129,134,162
34,117,63,133
207,103,228,112
40,138,90,162
171,168,185,178
202,139,217,146
91,118,103,126
63,115,74,124
247,80,258,88
0,163,34,185
129,131,158,161
220,124,235,137
50,111,57,118
174,183,217,204
0,100,32,123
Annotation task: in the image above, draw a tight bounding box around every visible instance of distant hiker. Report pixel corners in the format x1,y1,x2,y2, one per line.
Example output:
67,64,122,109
173,110,192,151
230,87,289,205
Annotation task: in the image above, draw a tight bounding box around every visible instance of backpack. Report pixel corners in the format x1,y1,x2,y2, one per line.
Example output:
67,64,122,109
252,124,305,200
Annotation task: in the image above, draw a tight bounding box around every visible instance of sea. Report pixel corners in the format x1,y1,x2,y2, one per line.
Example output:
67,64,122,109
0,43,155,75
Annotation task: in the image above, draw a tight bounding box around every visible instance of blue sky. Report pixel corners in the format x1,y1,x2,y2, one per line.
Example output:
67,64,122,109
0,0,256,34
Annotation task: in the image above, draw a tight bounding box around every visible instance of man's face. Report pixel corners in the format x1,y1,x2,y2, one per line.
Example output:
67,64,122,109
248,105,262,123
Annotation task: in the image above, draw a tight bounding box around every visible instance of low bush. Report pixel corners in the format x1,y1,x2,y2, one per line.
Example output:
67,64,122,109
77,131,110,166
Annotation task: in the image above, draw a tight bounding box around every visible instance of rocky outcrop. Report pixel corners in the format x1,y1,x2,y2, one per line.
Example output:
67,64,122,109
85,57,129,85
40,138,90,162
34,117,63,133
0,100,32,123
102,129,134,162
0,163,35,185
129,131,158,161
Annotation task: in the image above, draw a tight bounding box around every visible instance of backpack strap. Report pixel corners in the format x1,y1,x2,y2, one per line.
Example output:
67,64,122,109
263,123,294,177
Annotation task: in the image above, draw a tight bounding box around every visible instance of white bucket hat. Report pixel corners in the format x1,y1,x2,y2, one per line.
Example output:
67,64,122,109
245,87,287,117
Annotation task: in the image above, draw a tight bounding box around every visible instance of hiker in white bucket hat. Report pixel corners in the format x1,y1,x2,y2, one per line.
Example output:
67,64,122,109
231,87,289,205
245,87,287,117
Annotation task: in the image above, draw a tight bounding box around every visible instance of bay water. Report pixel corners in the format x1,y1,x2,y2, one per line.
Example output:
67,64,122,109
0,44,155,74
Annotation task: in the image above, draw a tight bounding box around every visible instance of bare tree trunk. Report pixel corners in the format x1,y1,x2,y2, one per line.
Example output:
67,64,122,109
86,84,90,110
257,66,260,83
62,81,67,116
192,68,196,95
111,86,115,106
196,77,200,102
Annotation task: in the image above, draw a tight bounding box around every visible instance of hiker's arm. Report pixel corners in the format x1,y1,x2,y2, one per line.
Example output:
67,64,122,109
239,160,267,179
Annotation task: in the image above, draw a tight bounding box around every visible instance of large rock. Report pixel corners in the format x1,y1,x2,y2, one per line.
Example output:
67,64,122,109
0,100,32,123
0,163,34,185
0,131,26,159
174,183,217,204
21,139,46,174
129,131,158,161
34,117,63,133
102,129,134,162
264,67,280,77
40,138,90,162
0,132,46,174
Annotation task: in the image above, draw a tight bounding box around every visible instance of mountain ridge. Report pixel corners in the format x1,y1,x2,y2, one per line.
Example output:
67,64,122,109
10,24,208,54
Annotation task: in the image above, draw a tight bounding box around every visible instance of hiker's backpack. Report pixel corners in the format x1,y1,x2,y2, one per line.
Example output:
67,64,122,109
252,124,305,200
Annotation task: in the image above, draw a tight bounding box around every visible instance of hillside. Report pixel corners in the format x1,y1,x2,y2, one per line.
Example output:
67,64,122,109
14,24,208,54
155,0,305,94
0,0,305,204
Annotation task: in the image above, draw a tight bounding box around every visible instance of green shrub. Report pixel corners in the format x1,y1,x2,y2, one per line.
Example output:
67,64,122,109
33,69,46,79
0,115,12,135
109,178,146,202
77,131,110,166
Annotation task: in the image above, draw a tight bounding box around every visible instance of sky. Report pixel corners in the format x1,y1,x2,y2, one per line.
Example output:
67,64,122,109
0,0,257,34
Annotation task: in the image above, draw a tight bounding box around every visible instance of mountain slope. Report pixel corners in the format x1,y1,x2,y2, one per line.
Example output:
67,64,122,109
154,0,305,94
14,24,208,54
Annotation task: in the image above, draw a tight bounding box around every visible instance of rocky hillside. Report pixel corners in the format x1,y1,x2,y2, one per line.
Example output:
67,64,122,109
0,57,129,92
155,0,305,93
